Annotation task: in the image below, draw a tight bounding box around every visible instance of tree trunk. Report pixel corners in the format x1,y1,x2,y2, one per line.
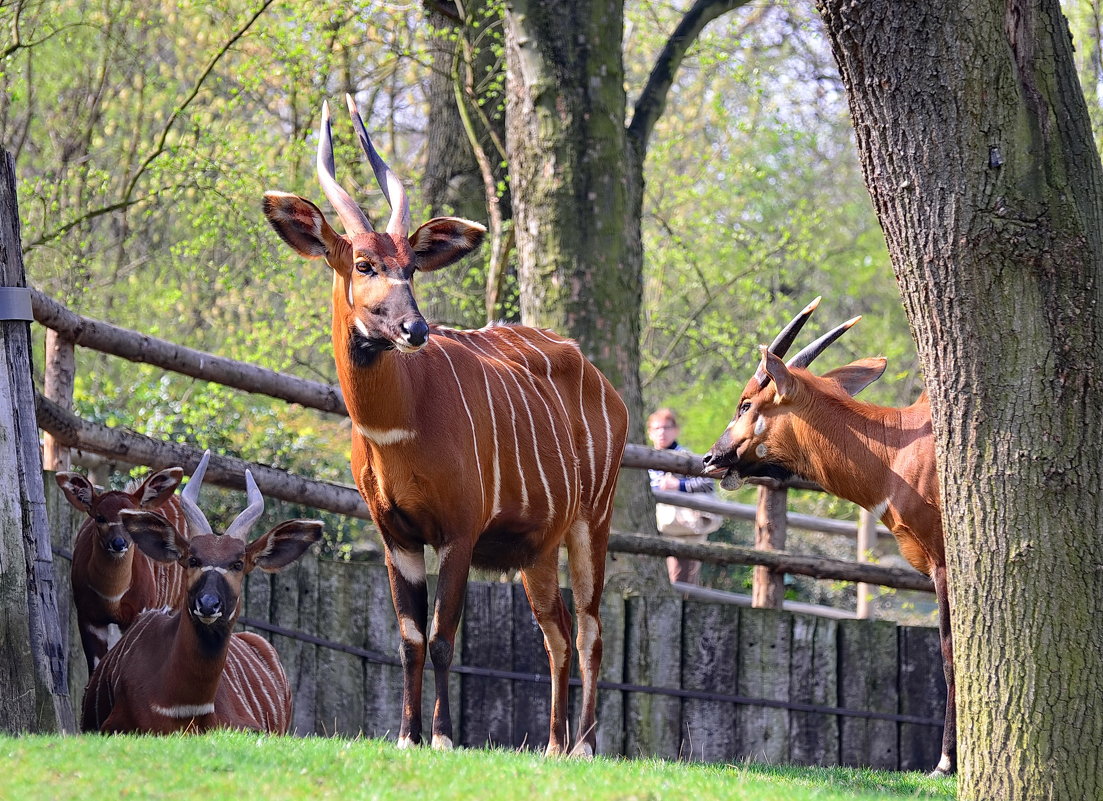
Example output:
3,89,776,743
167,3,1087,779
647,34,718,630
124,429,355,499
503,0,664,591
0,150,75,732
816,1,1103,796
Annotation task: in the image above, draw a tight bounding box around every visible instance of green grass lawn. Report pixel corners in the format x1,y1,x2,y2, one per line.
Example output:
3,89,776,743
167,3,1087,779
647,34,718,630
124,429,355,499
2,732,954,800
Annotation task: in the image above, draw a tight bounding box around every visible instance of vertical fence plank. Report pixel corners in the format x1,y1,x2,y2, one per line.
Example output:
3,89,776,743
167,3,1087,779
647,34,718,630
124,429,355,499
736,607,792,764
268,553,316,735
789,612,839,766
314,558,367,736
898,624,945,771
361,562,403,740
595,587,626,757
680,600,739,762
838,618,899,768
41,332,75,472
44,474,87,713
460,581,514,747
624,595,683,759
510,581,550,751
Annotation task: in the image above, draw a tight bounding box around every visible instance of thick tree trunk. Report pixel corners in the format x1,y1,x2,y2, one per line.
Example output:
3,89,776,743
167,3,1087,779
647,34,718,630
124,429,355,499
816,1,1103,796
503,0,664,591
0,150,75,732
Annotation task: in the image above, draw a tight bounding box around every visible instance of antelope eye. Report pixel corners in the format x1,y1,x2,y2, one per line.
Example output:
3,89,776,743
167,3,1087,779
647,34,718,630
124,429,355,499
354,260,376,275
738,401,752,416
187,557,201,568
230,560,244,572
95,515,107,524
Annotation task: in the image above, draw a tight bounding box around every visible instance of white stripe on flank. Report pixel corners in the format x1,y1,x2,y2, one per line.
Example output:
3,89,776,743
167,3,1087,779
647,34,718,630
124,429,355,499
496,328,577,518
463,336,530,516
356,424,416,446
435,340,487,517
471,334,554,524
476,357,502,520
152,702,215,718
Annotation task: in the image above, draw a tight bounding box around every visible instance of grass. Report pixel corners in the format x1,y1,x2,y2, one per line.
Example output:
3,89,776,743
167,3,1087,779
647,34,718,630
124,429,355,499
2,732,954,801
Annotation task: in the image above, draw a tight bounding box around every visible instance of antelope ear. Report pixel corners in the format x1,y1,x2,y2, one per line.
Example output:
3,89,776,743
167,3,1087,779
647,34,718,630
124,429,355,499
409,217,487,272
136,467,183,508
246,520,323,573
119,510,188,563
822,357,888,397
761,348,799,401
263,191,345,260
55,472,95,513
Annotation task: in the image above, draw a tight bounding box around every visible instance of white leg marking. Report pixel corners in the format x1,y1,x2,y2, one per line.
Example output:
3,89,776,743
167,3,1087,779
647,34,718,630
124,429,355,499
396,735,417,750
389,548,427,586
431,734,454,751
400,616,425,646
867,498,890,520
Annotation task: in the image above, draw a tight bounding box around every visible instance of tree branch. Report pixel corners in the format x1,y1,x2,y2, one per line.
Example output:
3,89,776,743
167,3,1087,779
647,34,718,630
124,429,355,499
627,0,754,151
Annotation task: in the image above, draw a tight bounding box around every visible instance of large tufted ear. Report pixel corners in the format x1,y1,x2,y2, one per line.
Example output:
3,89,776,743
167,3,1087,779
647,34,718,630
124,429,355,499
408,217,486,272
822,357,888,397
246,520,323,574
56,472,96,513
263,191,348,261
119,510,190,564
761,348,801,403
135,467,183,509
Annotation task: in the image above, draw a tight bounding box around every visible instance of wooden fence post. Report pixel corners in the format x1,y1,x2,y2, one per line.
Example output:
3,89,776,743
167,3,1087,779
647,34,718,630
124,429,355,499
0,149,75,732
752,485,787,608
856,508,877,619
42,329,75,472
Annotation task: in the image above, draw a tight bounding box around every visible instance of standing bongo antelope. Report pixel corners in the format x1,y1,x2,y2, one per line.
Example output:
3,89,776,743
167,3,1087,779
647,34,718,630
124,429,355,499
56,467,191,672
701,299,954,776
262,96,628,755
81,451,323,734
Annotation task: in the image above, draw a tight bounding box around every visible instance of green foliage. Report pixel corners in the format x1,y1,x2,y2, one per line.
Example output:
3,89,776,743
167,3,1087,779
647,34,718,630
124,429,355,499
1,732,956,801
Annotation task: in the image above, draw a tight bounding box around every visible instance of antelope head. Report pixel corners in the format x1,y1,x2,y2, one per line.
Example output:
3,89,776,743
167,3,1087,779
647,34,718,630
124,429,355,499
262,95,486,364
57,467,183,559
119,451,322,632
702,301,886,490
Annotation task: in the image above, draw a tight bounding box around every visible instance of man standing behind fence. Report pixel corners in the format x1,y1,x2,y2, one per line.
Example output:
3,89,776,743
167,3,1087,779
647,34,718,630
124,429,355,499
647,409,722,586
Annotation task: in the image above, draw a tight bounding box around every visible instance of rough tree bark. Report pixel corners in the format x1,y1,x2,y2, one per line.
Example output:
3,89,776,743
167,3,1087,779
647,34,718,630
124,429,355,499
503,0,749,592
816,0,1103,796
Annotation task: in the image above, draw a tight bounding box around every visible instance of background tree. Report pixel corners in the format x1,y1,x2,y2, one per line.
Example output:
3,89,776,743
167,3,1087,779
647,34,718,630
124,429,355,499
816,0,1103,796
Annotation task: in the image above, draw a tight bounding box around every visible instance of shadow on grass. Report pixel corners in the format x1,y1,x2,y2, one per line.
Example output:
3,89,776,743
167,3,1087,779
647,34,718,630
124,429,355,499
731,760,956,798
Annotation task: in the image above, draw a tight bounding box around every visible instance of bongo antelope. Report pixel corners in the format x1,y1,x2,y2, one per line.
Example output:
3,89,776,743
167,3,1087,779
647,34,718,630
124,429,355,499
80,451,323,734
701,300,953,775
262,96,628,755
57,468,191,672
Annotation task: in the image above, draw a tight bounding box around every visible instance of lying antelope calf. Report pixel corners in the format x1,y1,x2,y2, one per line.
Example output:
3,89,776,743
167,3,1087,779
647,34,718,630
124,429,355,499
57,467,192,672
81,451,322,734
701,299,954,777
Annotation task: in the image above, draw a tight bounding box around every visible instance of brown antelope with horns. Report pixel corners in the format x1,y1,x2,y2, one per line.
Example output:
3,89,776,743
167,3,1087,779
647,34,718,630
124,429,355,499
56,468,192,673
80,451,323,734
701,299,954,776
262,95,628,756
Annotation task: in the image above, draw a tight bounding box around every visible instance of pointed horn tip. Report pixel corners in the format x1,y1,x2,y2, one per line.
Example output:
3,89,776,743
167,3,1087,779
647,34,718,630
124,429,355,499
321,98,330,117
802,296,822,313
345,93,359,116
844,315,862,328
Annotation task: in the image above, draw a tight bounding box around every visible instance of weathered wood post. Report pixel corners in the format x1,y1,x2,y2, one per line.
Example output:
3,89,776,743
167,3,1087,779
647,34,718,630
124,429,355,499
752,485,787,608
855,508,877,619
0,149,76,732
42,330,75,472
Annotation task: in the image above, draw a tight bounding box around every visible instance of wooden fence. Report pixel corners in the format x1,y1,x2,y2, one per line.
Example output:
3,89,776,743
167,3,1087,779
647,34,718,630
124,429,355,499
48,481,945,770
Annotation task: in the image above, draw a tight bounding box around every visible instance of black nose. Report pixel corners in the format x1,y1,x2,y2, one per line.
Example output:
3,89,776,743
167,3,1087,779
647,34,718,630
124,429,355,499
402,318,429,347
108,536,129,553
196,594,223,618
